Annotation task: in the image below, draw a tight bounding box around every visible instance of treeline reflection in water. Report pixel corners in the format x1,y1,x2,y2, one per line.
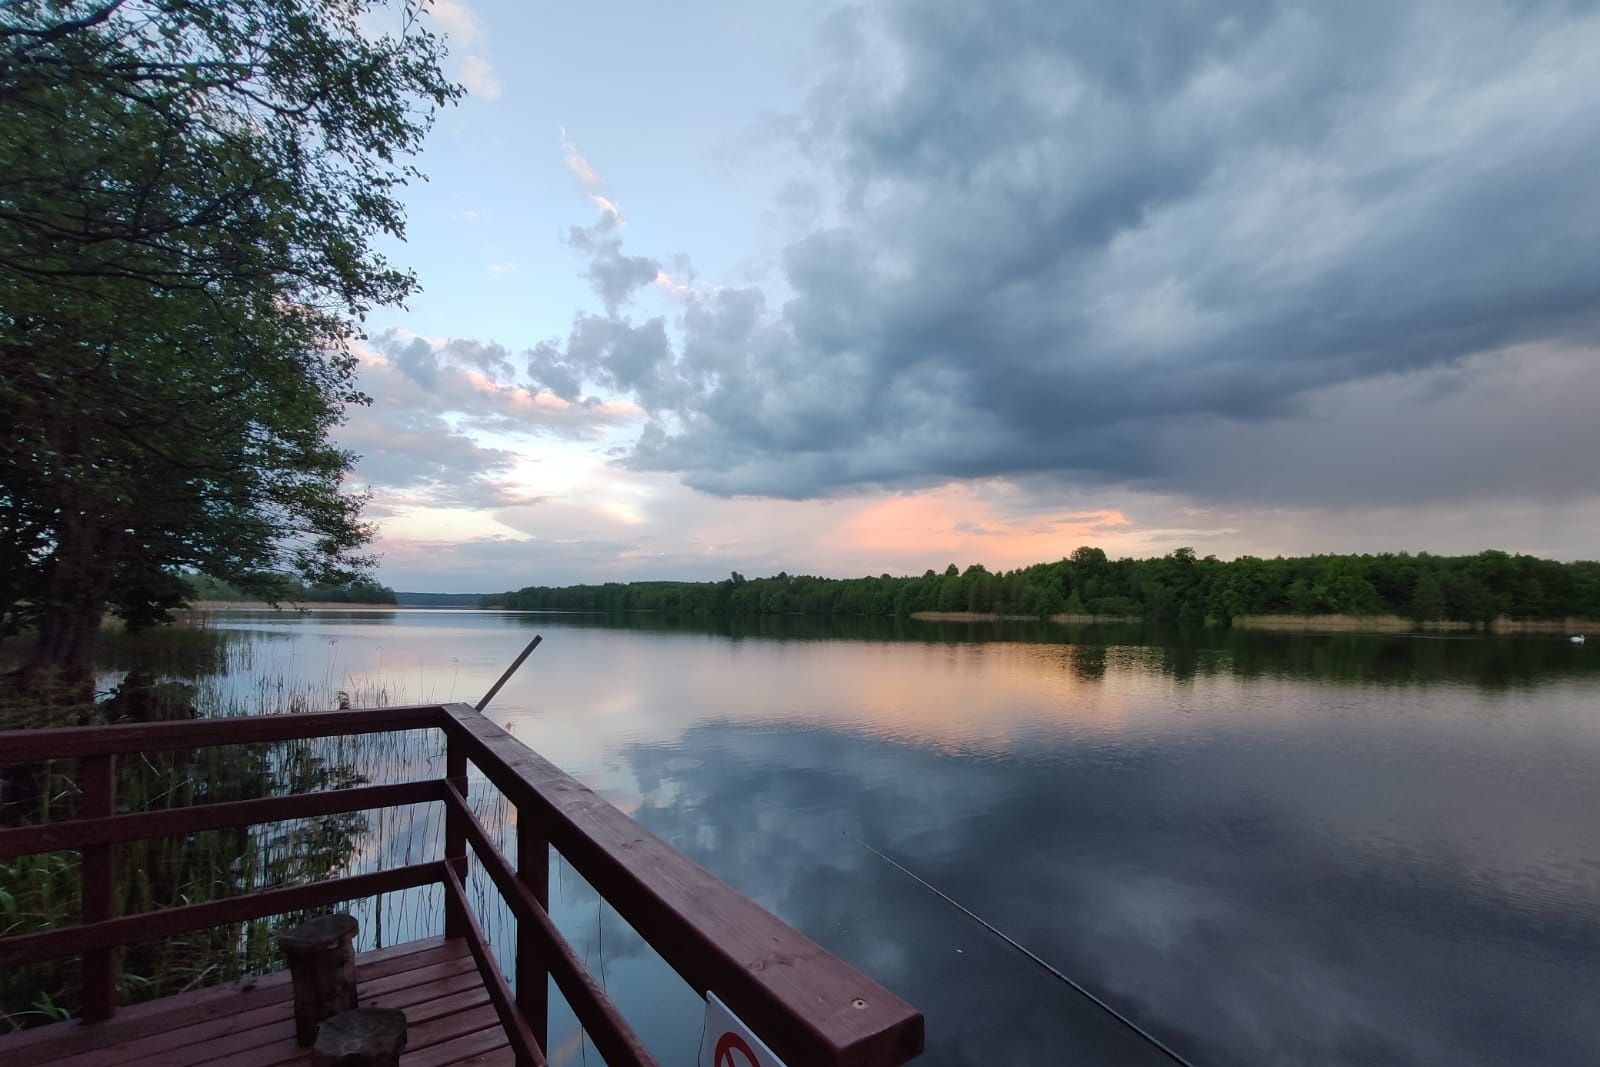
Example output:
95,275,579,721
493,609,1599,689
3,610,1596,1065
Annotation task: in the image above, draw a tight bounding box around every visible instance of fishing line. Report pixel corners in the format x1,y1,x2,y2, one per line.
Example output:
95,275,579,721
855,837,1200,1067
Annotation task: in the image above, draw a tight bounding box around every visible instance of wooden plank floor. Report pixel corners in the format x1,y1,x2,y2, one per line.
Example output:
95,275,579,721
0,937,513,1067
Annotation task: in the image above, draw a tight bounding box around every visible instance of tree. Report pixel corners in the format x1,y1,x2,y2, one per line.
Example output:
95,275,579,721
0,1,460,689
1286,578,1320,615
1410,571,1447,622
486,548,1600,625
1313,558,1383,616
1070,546,1108,568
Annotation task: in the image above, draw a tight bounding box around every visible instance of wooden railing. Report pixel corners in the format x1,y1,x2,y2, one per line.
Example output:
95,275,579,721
0,703,924,1066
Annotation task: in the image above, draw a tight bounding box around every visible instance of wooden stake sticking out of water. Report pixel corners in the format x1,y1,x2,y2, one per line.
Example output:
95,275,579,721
475,633,543,711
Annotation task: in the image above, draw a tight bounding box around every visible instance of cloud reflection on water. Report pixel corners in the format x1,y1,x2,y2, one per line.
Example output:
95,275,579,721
610,717,1600,1067
165,611,1600,1065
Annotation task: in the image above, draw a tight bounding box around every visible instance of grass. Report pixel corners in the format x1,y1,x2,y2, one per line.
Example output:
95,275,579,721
0,623,484,1033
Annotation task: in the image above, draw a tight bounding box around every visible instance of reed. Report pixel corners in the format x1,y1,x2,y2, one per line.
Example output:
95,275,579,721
0,626,470,1032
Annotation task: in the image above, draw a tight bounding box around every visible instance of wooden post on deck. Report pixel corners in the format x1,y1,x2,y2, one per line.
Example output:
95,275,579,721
79,753,118,1022
279,913,359,1045
517,813,549,1053
443,737,468,938
311,1008,407,1067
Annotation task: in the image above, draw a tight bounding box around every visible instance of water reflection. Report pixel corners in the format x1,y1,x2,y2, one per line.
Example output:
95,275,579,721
487,611,1600,690
612,721,1600,1066
6,609,1595,1064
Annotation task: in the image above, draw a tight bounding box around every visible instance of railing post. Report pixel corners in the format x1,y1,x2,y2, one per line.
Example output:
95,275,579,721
443,736,468,939
516,814,549,1054
79,754,117,1022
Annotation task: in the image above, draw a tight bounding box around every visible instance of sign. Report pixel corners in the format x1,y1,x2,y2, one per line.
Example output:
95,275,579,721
700,993,790,1067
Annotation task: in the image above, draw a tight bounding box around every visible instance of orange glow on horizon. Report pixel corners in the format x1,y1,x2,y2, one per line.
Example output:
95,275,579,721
831,484,1141,570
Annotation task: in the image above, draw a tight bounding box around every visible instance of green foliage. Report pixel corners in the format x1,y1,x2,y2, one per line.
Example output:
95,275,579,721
0,736,367,1030
0,1,458,675
1410,571,1447,622
489,549,1600,625
181,572,397,605
0,625,432,1029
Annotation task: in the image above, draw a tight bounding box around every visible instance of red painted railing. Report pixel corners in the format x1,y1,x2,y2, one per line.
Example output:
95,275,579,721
0,703,924,1066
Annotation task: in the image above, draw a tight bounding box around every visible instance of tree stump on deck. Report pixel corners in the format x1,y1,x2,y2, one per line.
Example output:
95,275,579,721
311,1008,408,1066
278,913,360,1046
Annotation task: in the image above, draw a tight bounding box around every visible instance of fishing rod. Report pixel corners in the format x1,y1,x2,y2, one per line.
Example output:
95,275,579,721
856,836,1201,1067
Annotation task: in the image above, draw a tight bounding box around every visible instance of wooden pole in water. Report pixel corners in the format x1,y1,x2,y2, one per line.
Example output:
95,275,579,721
475,634,543,712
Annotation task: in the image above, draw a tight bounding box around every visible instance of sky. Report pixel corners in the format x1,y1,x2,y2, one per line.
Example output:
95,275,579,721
347,0,1600,592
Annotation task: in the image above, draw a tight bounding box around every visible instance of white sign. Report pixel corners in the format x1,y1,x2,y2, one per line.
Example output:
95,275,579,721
700,993,790,1067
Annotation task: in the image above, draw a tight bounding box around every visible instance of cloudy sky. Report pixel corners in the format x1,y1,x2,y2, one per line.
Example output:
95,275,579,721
350,0,1600,591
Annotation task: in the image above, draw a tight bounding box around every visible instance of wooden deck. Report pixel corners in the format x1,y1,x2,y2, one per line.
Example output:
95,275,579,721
0,701,923,1067
0,937,512,1067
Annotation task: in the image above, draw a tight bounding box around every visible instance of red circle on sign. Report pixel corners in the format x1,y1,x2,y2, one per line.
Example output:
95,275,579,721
714,1031,761,1067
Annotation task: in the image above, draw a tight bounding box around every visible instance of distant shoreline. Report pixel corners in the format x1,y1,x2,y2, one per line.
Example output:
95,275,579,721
1233,613,1596,634
910,611,1141,623
911,610,1596,634
186,600,404,611
184,602,1595,634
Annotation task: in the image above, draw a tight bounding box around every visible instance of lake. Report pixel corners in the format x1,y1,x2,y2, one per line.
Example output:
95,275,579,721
70,610,1600,1065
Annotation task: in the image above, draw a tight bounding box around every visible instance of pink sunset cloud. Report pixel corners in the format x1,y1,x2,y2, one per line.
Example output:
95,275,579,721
834,486,1140,570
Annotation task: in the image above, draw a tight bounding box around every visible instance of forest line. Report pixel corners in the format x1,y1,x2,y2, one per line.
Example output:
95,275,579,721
489,548,1600,625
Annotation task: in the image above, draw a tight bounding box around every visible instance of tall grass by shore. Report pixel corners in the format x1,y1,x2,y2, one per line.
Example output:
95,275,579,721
0,622,502,1032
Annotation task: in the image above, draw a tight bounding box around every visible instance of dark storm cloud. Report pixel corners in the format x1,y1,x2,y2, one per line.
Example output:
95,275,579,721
338,407,519,507
341,412,509,486
386,334,517,390
526,0,1600,503
566,216,660,316
1152,344,1600,506
360,328,638,438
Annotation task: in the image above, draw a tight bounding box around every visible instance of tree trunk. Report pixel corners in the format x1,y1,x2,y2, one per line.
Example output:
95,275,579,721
17,512,119,701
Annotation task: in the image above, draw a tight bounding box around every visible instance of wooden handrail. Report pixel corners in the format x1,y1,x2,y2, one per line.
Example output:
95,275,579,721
0,704,443,761
0,861,444,968
441,864,548,1067
0,708,447,1023
443,728,470,940
0,702,923,1064
0,780,443,857
442,783,658,1067
440,702,925,1067
517,805,550,1054
79,753,115,1021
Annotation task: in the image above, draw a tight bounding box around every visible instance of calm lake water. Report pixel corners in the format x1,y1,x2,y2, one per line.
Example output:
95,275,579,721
105,610,1600,1065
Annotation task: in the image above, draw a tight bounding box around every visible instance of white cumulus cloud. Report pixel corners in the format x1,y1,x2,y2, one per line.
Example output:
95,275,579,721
458,54,501,100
